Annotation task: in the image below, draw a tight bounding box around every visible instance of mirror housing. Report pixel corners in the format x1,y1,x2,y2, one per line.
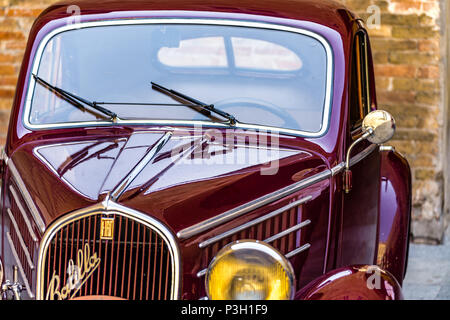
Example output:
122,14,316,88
362,110,396,145
344,110,396,193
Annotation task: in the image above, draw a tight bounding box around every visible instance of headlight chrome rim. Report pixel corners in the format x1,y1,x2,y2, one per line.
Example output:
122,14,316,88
205,240,296,300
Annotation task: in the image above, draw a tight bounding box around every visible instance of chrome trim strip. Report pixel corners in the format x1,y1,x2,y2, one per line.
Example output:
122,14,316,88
349,144,377,167
330,143,379,177
8,159,46,233
6,208,34,270
345,129,373,170
285,243,311,258
6,232,34,298
36,200,181,300
110,131,173,201
178,170,331,239
196,269,208,278
9,185,38,242
331,162,345,176
198,196,312,248
264,219,311,243
379,145,395,152
23,18,333,139
196,219,311,278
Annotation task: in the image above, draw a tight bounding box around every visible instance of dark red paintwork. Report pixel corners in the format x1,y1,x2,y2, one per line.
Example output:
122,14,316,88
295,265,404,300
377,148,412,285
0,0,411,300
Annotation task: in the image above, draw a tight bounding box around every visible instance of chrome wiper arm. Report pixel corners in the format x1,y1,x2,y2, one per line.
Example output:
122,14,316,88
151,81,237,126
32,74,118,121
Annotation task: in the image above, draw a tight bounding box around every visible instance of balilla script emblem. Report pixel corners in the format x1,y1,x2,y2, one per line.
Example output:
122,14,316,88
45,243,101,300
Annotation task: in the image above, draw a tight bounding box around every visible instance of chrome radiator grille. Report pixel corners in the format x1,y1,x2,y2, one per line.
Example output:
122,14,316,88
38,211,176,300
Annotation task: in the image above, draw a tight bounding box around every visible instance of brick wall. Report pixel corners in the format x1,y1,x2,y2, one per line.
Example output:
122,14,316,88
0,0,448,242
342,0,447,243
0,0,55,145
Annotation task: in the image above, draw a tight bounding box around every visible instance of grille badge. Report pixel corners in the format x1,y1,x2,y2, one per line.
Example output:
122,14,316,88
100,217,115,240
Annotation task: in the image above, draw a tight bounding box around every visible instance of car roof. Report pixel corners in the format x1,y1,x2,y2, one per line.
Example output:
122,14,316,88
35,0,355,33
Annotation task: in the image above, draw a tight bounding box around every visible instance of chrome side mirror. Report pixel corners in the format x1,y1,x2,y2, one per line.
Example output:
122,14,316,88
344,110,396,193
362,110,396,145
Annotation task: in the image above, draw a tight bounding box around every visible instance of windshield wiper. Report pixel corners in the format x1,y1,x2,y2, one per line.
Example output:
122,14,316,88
32,74,118,121
151,82,237,126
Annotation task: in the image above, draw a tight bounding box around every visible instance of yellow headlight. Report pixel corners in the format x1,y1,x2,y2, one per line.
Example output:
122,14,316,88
206,240,295,300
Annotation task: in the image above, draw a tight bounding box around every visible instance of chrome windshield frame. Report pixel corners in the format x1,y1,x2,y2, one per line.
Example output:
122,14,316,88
23,18,334,138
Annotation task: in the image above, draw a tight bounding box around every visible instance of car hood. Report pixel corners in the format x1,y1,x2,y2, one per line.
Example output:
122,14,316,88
18,129,328,230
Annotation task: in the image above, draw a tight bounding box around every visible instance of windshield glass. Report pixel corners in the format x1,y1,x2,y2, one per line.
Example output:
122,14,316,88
29,23,330,133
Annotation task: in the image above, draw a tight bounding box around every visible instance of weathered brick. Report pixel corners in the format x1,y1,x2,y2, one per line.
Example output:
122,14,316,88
370,39,417,51
393,79,439,92
380,13,420,25
367,25,392,37
410,155,434,168
374,64,416,78
342,0,373,11
0,64,16,75
373,51,389,64
375,77,391,91
0,17,19,31
392,26,438,39
415,91,441,105
3,40,27,50
390,140,415,155
388,52,439,65
417,66,440,79
0,30,25,40
390,1,422,11
384,104,435,128
416,169,436,181
418,14,434,26
418,39,439,52
0,99,12,110
421,2,440,15
6,7,45,17
394,129,436,142
0,54,22,63
377,90,416,105
0,75,17,86
390,140,440,158
414,140,439,155
0,109,11,122
0,88,15,99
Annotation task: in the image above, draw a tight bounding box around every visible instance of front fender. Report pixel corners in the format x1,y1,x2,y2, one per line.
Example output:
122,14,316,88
377,146,412,284
295,265,403,300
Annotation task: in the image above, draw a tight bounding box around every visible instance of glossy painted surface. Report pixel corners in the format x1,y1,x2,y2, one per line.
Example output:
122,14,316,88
0,0,410,300
340,141,381,267
377,148,412,285
295,265,403,300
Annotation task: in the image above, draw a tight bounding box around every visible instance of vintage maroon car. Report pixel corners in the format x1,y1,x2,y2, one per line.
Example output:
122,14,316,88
0,0,411,300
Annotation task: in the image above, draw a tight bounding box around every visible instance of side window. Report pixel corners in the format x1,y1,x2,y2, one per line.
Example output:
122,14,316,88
349,31,371,130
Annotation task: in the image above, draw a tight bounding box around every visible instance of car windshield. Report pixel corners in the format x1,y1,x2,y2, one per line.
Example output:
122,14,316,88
29,22,330,133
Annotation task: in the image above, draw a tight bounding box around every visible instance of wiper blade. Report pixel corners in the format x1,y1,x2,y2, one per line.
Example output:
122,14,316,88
151,82,237,126
32,74,118,121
